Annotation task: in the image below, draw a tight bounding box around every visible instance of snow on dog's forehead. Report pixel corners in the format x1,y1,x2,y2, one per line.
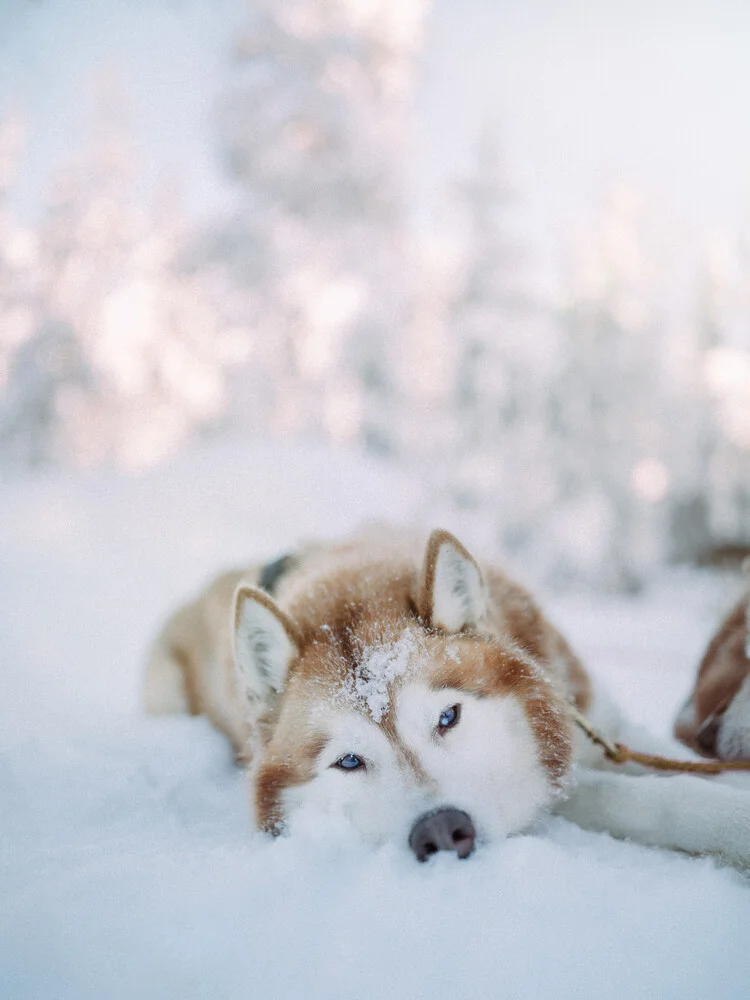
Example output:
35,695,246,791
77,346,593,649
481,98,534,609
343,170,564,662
342,630,420,722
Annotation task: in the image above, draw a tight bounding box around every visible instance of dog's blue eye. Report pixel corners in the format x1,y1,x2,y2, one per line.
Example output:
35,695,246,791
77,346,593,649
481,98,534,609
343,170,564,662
438,705,460,731
335,753,363,770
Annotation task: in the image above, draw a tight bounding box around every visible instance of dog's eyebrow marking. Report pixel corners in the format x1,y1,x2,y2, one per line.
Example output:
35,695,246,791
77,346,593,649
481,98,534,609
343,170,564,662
300,734,330,765
429,669,487,697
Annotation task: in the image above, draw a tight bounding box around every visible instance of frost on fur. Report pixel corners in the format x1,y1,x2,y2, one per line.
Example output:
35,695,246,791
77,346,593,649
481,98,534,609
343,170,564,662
419,529,486,632
233,585,299,702
346,633,417,722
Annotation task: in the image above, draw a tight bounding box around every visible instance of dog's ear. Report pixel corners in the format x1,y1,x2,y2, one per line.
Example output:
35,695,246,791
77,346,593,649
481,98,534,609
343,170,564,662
233,585,300,703
417,529,486,631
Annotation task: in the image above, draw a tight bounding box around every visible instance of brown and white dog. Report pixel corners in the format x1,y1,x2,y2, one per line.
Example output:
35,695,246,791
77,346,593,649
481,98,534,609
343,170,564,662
675,592,750,761
145,529,750,868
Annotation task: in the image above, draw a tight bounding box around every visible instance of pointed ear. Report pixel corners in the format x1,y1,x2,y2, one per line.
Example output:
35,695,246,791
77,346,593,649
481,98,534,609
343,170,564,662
417,529,486,632
233,584,300,703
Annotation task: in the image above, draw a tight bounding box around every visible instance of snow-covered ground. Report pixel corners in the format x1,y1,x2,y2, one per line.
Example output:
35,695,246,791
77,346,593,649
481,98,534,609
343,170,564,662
1,440,749,1000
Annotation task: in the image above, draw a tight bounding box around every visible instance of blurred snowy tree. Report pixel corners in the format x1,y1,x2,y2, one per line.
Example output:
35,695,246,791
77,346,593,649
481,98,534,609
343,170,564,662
89,184,248,470
428,130,556,561
213,0,426,451
673,235,750,555
398,234,460,476
551,186,670,589
0,78,242,472
665,250,725,561
0,110,51,466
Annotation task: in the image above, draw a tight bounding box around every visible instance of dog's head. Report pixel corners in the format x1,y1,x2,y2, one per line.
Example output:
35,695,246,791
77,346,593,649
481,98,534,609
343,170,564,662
232,530,573,858
675,595,750,760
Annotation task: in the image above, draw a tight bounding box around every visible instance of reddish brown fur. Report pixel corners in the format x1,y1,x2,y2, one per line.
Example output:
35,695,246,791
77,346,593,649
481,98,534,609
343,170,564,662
254,726,330,832
675,592,750,755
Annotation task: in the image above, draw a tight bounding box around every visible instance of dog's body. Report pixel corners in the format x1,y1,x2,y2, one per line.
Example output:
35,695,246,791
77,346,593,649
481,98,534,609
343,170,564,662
145,529,750,868
675,591,750,761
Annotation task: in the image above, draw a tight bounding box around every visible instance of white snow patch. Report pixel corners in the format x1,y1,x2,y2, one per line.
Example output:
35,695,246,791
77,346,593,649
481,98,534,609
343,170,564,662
348,632,418,722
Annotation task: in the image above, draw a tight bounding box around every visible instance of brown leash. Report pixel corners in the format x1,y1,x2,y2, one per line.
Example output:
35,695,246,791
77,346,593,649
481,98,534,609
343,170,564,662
571,708,750,774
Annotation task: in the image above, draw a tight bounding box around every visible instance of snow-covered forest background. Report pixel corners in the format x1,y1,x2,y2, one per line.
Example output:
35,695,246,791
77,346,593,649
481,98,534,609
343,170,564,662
2,0,750,590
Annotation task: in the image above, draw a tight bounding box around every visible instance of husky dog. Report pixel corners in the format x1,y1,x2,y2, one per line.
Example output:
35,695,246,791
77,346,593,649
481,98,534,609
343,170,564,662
675,592,750,761
145,529,750,867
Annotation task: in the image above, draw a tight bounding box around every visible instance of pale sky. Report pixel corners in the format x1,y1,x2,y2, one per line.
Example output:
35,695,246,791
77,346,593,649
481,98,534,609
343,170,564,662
1,0,750,263
416,0,750,253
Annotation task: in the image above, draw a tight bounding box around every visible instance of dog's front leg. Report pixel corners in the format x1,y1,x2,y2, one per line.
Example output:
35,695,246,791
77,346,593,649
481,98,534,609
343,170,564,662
556,769,750,869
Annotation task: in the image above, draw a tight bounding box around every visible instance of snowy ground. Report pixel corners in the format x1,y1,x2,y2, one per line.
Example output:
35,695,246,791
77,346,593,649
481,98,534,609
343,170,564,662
1,439,749,1000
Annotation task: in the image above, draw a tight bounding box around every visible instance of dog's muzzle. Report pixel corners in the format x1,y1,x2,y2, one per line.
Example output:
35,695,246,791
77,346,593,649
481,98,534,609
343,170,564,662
408,807,476,862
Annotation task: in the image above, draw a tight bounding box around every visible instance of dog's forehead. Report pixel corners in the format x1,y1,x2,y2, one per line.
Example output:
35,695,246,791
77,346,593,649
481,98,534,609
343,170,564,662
292,626,477,725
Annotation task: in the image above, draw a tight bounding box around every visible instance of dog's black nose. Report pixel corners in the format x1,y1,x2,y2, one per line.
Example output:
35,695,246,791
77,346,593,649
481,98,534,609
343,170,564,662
409,807,476,862
695,715,721,757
